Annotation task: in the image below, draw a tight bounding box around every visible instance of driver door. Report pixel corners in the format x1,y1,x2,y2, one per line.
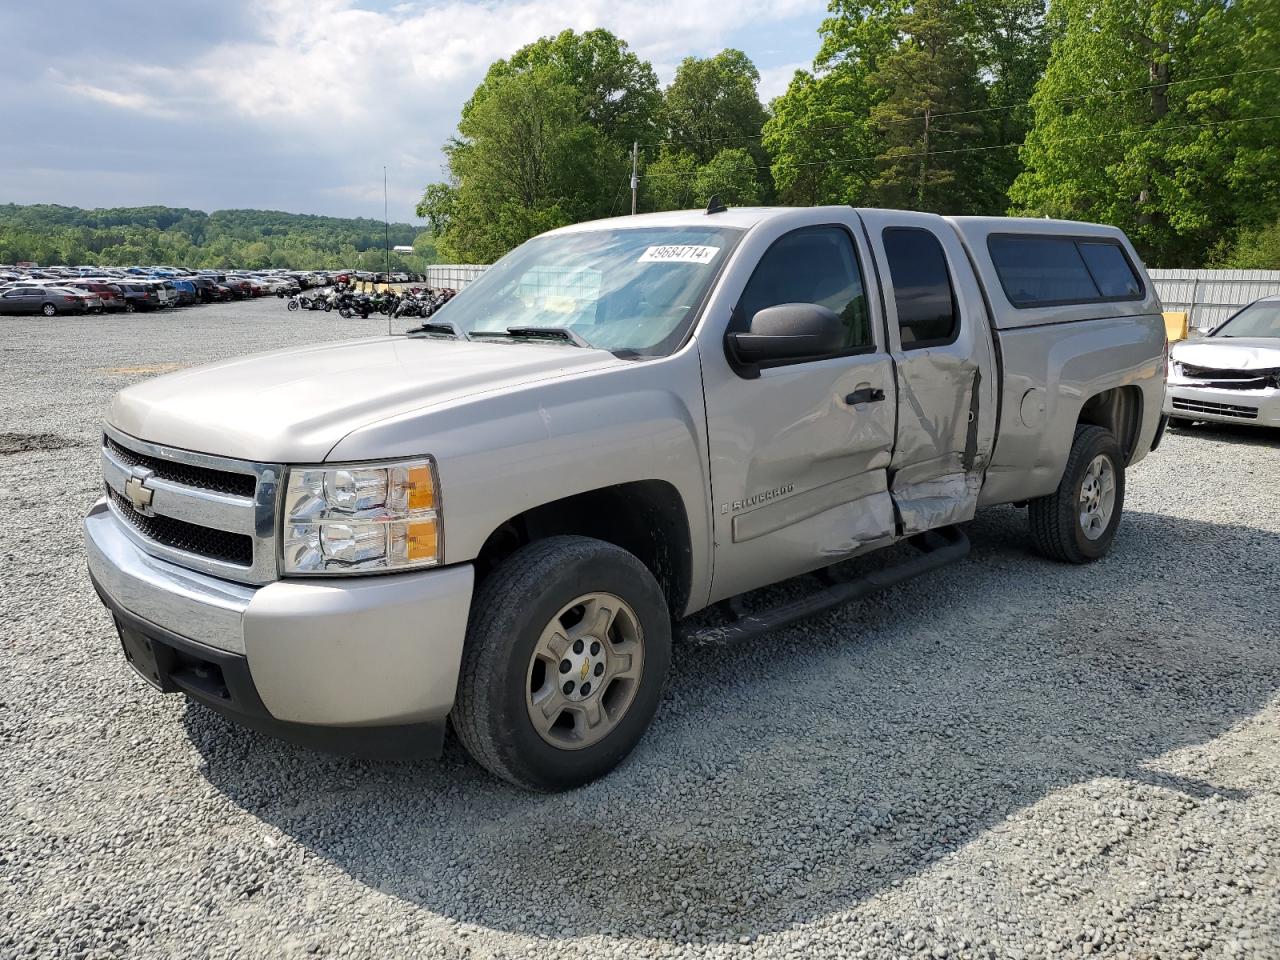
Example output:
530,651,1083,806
701,217,897,603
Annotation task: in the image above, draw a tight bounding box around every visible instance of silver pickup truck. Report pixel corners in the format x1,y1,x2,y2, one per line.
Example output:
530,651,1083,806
84,206,1168,790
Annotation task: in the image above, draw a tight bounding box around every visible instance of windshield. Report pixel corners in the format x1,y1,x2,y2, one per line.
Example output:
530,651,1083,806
428,225,742,356
1216,300,1280,339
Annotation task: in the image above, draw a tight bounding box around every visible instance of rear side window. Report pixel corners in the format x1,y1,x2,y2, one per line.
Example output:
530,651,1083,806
882,228,959,348
988,235,1143,307
1077,242,1142,298
735,225,872,353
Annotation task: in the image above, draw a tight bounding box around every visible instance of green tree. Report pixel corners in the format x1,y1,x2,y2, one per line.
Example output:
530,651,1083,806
976,0,1054,205
641,148,700,211
692,149,763,207
866,0,997,213
495,29,661,147
1211,216,1280,268
662,50,771,168
429,66,622,262
1010,0,1280,265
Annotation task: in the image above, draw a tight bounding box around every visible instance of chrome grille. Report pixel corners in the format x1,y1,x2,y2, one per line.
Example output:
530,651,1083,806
107,486,253,566
104,434,256,497
101,426,283,584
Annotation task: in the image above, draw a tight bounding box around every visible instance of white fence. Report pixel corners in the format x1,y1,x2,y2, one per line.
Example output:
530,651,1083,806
1149,269,1280,330
424,264,488,290
427,262,1276,332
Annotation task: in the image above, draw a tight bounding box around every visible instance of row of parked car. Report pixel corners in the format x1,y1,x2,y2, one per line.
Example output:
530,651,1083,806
0,265,430,316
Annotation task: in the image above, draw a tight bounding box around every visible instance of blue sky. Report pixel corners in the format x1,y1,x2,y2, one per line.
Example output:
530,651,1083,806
0,1,829,224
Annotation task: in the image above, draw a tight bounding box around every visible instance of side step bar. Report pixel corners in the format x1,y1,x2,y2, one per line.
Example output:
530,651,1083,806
679,525,970,645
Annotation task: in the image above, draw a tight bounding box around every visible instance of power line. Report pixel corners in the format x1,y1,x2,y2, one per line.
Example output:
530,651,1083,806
639,112,1280,180
643,63,1280,150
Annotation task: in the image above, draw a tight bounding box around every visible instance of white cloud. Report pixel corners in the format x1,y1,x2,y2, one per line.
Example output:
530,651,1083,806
757,61,809,102
25,0,827,218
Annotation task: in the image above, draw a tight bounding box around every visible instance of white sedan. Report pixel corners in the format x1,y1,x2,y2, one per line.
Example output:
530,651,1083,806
1165,296,1280,427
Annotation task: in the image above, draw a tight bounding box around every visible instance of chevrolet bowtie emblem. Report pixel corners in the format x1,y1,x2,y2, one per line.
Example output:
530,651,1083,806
125,467,155,512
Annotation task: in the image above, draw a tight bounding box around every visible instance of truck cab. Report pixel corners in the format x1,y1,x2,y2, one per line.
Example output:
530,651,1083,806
85,206,1167,790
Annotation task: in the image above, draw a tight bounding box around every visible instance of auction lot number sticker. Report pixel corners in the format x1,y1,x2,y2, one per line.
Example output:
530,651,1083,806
638,245,721,264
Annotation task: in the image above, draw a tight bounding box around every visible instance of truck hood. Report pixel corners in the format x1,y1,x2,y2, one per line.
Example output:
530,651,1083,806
107,336,625,462
1171,337,1280,370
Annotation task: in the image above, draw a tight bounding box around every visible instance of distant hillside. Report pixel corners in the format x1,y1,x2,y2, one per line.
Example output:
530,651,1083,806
0,203,439,271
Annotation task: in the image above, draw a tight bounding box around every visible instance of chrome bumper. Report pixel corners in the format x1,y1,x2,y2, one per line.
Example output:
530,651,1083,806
84,499,475,727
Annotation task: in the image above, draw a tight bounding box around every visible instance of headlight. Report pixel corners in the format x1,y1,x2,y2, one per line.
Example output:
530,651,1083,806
281,458,441,574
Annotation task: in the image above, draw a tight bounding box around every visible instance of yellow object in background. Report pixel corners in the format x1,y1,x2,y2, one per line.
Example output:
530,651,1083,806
1163,311,1189,342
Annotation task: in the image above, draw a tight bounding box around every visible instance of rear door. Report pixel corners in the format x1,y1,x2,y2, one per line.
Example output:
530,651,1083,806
854,210,998,534
701,214,898,602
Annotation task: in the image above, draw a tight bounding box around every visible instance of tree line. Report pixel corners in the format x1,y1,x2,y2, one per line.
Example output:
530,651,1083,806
0,204,440,271
419,0,1280,269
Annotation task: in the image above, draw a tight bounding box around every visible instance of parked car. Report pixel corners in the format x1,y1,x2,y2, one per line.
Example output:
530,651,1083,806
224,277,255,298
137,279,176,308
1165,295,1280,427
169,279,199,306
0,285,97,316
84,207,1167,791
68,280,127,312
117,284,161,312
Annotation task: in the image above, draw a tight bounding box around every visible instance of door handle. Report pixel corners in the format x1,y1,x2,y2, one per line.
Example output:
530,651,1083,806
844,387,885,405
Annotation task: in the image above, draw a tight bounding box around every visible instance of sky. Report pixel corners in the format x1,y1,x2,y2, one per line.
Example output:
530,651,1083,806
0,0,829,225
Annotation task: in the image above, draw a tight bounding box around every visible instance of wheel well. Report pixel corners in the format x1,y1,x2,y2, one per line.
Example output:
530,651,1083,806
1077,386,1143,463
473,481,693,618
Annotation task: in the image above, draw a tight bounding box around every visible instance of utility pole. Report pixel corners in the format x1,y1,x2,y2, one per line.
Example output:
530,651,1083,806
630,141,639,215
383,165,391,279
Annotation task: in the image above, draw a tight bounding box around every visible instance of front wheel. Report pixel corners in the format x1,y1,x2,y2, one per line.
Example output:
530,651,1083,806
1028,424,1125,563
41,303,57,317
452,536,671,791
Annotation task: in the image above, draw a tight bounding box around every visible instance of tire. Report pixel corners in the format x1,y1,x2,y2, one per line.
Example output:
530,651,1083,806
339,307,352,319
1028,424,1125,564
41,303,56,317
124,302,136,313
287,300,299,311
452,536,672,791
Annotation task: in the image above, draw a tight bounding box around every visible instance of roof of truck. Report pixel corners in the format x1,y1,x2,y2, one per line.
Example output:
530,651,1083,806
550,206,1128,238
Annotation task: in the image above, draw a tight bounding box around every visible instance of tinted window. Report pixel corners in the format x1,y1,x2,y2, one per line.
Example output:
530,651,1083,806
1078,242,1142,298
882,228,959,347
735,225,871,352
988,235,1143,307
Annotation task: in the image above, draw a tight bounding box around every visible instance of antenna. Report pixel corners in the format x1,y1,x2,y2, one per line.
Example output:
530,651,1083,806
705,195,728,215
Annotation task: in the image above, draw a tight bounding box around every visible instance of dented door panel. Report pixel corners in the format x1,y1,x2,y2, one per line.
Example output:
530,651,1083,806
855,210,999,535
698,209,899,603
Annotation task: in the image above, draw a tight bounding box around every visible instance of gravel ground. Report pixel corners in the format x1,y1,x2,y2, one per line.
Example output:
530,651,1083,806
1,299,1277,960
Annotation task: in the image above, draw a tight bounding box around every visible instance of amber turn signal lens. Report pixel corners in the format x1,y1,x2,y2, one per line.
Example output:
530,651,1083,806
405,518,438,561
406,465,435,511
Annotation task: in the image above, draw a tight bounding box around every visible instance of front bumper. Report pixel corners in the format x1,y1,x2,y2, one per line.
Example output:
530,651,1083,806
84,499,475,757
1164,382,1280,427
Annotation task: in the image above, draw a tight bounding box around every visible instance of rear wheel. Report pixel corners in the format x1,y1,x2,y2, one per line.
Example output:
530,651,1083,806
41,303,56,317
1028,424,1125,563
452,536,671,791
124,302,136,313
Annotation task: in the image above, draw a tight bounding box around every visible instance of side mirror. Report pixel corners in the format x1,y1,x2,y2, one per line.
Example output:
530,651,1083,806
726,303,844,366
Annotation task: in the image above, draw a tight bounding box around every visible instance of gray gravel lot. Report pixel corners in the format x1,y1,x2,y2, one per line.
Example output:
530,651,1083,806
1,299,1278,960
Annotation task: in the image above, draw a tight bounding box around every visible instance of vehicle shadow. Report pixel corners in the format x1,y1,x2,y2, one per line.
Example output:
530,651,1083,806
1167,419,1280,447
185,507,1280,944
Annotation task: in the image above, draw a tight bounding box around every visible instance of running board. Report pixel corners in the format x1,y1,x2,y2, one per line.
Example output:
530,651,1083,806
679,526,970,645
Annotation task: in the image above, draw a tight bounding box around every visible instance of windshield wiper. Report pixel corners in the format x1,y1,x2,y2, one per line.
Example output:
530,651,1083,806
406,319,469,340
470,326,593,348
